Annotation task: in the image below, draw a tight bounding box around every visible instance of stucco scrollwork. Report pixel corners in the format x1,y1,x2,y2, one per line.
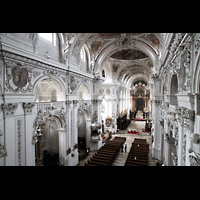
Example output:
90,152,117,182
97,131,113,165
78,103,92,115
23,102,35,114
69,76,77,94
33,106,67,145
2,103,18,116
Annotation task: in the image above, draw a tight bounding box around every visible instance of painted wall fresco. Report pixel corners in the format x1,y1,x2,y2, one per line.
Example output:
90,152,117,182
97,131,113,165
11,66,28,87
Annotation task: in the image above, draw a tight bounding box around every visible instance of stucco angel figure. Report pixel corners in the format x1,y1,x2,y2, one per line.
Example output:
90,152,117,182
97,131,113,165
90,53,95,72
70,76,77,93
64,34,74,60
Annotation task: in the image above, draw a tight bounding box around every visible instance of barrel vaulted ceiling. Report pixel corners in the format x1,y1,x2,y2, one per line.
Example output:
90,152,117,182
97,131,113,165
66,33,165,87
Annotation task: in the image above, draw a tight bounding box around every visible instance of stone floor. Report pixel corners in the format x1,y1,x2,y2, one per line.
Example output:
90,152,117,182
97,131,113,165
78,121,159,166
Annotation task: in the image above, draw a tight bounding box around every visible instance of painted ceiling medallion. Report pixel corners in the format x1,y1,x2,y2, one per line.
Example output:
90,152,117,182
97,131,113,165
147,33,160,45
110,49,148,60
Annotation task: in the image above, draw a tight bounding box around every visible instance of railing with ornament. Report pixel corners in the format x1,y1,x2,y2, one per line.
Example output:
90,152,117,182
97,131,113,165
36,101,65,112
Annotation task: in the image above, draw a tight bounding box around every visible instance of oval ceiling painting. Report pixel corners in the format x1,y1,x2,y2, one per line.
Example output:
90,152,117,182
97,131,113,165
110,49,148,60
98,33,143,39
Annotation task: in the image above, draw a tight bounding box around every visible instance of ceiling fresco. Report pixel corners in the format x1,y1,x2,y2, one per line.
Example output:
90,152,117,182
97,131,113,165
147,33,160,45
91,40,102,51
98,33,121,39
112,63,120,72
82,33,163,85
98,33,143,39
110,49,148,60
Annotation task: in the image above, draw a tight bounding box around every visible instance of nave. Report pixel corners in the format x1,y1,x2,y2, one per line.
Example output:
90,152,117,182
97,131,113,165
78,121,159,166
1,33,200,166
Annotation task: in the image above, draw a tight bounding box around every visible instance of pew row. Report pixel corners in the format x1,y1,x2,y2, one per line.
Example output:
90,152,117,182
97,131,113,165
85,139,125,166
125,138,149,166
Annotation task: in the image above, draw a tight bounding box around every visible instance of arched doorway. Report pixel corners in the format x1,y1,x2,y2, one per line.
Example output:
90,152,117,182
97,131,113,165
77,84,91,101
35,116,61,166
34,78,65,103
78,112,86,150
77,84,92,160
33,77,66,166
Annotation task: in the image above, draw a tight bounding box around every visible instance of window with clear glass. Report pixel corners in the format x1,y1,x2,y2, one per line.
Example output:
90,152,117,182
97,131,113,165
80,48,85,62
39,33,53,43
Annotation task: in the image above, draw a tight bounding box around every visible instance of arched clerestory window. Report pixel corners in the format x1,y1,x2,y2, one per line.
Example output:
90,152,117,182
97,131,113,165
39,33,56,45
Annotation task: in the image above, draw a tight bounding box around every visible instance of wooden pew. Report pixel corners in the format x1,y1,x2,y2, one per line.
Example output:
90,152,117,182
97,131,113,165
125,160,148,166
128,154,148,160
90,157,111,165
125,140,149,166
93,155,112,161
134,138,147,144
126,157,148,163
85,163,99,166
85,138,122,166
112,137,126,144
95,152,114,157
87,160,108,166
129,149,149,154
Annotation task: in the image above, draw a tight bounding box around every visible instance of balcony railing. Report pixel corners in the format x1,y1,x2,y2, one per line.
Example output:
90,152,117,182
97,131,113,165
35,101,65,112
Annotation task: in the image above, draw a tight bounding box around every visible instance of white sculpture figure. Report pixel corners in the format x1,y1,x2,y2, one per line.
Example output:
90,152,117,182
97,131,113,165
90,53,95,72
64,34,75,60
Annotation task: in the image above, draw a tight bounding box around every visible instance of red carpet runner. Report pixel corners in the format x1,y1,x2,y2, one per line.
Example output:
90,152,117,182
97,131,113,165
127,131,139,134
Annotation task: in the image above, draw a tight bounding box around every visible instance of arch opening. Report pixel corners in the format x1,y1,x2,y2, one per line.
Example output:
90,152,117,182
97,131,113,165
170,74,178,106
34,78,65,103
35,116,62,166
77,84,91,101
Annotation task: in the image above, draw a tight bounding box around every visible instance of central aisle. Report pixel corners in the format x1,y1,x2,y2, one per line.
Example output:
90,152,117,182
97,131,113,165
111,134,135,166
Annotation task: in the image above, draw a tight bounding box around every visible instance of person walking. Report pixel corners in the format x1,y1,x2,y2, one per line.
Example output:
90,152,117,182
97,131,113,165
124,144,127,152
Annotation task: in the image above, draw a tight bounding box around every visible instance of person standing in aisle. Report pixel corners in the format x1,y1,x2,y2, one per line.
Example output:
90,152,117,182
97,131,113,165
121,143,124,152
124,144,127,152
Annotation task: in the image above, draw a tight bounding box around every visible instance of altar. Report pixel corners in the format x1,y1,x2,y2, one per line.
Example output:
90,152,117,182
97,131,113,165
136,110,143,119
